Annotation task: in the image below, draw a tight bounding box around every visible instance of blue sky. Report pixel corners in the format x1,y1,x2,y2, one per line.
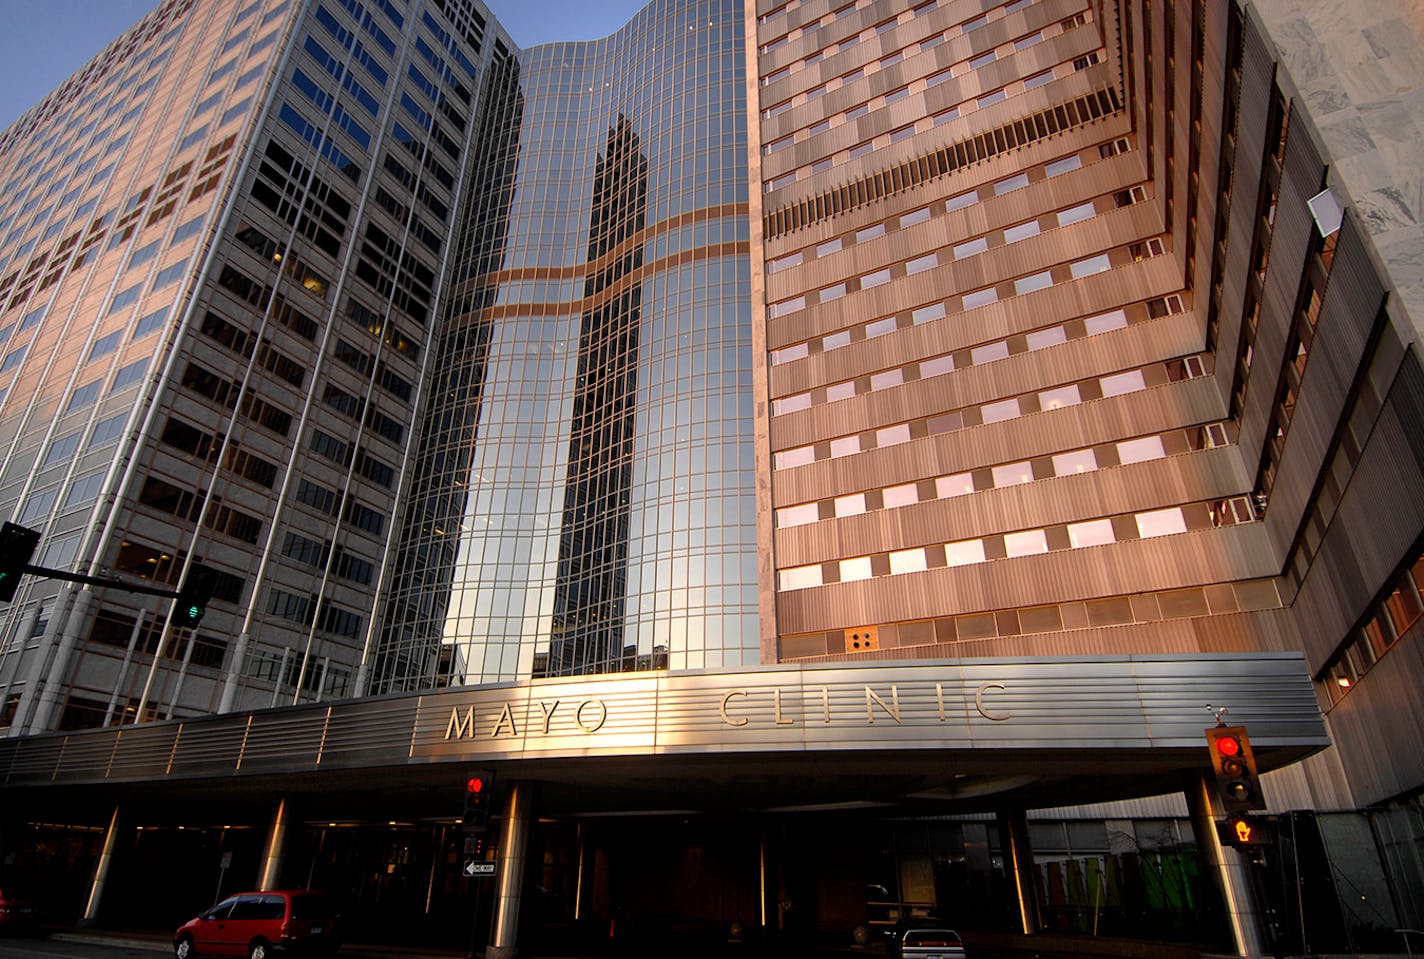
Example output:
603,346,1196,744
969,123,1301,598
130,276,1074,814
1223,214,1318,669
0,0,653,131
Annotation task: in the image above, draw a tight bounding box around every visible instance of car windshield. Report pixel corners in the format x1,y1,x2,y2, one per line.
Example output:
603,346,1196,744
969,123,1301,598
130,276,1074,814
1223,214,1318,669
904,929,961,944
289,894,336,919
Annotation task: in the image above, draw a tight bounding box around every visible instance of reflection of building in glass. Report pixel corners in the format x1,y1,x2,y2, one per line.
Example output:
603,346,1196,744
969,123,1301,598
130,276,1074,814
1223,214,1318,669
550,116,649,677
367,1,756,690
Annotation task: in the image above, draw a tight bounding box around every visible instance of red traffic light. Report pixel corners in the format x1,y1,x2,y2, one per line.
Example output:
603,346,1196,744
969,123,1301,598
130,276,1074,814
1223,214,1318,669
1205,725,1265,814
462,769,496,833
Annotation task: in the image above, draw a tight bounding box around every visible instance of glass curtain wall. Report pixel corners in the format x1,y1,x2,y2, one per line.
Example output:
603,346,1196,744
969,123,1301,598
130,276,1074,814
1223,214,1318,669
370,0,754,690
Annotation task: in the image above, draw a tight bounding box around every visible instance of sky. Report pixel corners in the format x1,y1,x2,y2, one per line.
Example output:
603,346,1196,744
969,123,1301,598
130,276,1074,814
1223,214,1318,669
0,0,653,131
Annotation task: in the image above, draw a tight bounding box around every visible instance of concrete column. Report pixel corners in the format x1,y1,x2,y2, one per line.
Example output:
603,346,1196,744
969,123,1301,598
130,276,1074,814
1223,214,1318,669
81,805,122,927
25,587,88,733
573,822,589,921
2,605,42,737
486,782,534,959
218,631,251,713
998,808,1041,935
257,798,292,891
1183,770,1264,958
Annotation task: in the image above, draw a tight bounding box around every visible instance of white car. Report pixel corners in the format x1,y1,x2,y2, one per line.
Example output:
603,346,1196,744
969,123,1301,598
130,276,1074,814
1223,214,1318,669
895,927,966,959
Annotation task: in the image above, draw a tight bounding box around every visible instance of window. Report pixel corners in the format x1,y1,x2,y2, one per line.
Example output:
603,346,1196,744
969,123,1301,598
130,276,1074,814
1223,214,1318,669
42,432,81,467
883,484,918,508
88,413,127,447
779,565,823,591
1068,519,1115,548
1004,221,1040,243
1038,385,1080,410
127,240,161,271
0,348,26,373
1071,254,1112,278
1118,435,1166,464
1057,202,1096,227
834,494,866,517
840,557,873,582
89,331,122,360
962,288,998,309
179,126,210,152
1136,508,1187,539
937,473,974,498
153,259,189,290
110,359,148,392
1052,449,1096,475
1026,327,1067,350
777,503,819,528
981,398,1019,423
971,342,1009,364
1005,530,1048,557
63,470,106,511
1100,370,1147,397
1015,271,1054,295
108,283,142,315
889,548,927,574
133,306,170,339
992,462,1033,487
945,539,986,566
957,239,989,262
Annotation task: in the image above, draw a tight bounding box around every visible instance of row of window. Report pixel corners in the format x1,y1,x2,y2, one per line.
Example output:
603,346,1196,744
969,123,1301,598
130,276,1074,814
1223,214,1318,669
780,493,1255,593
759,0,1037,71
247,646,352,696
777,418,1228,530
774,345,1205,472
774,290,1180,422
769,237,1163,383
1322,550,1424,706
763,48,1101,192
761,2,1068,125
767,133,1124,269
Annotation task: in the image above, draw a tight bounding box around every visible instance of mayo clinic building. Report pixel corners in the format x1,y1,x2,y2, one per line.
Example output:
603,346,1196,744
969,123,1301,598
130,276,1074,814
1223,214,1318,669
0,0,1420,954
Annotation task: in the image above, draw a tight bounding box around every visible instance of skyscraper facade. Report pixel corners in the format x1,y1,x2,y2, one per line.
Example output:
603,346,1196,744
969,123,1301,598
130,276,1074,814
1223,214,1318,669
0,0,1421,951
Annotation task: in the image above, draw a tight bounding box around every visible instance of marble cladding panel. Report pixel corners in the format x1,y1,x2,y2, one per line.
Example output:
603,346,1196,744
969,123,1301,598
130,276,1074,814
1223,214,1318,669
1252,0,1424,339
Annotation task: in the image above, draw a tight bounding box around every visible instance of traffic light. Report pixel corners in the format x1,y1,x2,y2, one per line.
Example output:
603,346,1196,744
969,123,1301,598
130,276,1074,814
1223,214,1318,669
1215,814,1274,847
0,522,41,603
1205,724,1265,814
461,769,496,833
170,564,219,628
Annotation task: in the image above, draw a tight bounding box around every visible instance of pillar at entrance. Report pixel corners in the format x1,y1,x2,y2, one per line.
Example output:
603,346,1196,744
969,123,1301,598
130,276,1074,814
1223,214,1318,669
258,798,291,891
1182,770,1265,958
486,782,534,959
81,805,121,927
997,809,1040,935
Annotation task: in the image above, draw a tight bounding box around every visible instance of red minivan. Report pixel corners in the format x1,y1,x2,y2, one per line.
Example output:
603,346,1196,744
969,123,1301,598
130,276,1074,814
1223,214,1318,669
174,890,340,959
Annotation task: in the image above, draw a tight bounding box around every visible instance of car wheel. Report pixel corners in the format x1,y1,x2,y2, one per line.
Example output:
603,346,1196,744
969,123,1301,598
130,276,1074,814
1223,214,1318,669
248,941,269,959
174,935,196,959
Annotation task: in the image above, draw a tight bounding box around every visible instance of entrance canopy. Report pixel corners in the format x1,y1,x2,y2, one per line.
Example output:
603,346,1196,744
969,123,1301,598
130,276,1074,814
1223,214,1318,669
0,654,1327,818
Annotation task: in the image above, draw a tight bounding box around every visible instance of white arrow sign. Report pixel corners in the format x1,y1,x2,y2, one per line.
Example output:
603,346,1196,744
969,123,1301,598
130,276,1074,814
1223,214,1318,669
464,860,496,877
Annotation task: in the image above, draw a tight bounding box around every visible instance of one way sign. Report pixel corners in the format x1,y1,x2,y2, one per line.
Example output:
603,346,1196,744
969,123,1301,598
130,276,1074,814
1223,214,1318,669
464,860,497,877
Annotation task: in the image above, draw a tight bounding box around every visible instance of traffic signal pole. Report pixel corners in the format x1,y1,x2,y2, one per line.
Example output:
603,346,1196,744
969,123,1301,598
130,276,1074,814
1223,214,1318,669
1183,769,1266,958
